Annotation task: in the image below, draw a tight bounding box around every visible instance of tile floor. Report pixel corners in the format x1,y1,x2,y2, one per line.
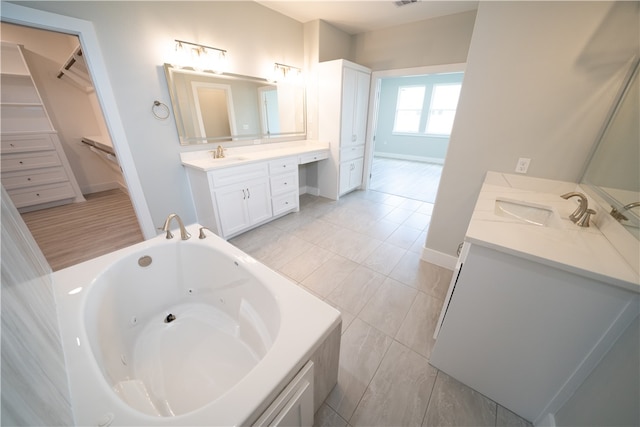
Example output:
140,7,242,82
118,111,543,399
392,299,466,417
230,190,532,427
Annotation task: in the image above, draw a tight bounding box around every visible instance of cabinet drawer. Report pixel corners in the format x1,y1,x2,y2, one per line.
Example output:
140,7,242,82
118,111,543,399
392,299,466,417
209,163,268,188
268,156,297,175
2,167,68,190
1,150,61,172
270,172,297,196
1,133,56,153
272,191,298,216
7,181,75,208
340,145,365,162
299,151,329,164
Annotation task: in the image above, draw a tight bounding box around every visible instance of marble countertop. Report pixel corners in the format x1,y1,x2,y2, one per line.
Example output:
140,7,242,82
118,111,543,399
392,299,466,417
466,172,639,293
180,140,330,172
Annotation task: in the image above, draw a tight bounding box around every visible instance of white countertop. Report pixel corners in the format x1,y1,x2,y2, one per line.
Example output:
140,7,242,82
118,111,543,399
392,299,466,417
466,172,639,293
180,140,330,172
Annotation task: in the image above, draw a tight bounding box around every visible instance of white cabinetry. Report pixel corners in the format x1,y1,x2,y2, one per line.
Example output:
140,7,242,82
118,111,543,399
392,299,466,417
430,242,639,423
317,59,371,199
186,156,300,239
0,42,83,211
254,361,314,427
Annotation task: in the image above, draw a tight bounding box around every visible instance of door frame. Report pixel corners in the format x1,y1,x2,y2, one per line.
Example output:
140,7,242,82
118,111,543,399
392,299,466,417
362,63,467,191
1,2,155,238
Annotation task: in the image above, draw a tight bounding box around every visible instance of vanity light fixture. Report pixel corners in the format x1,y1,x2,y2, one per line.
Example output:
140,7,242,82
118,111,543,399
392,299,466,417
173,39,228,74
272,62,303,83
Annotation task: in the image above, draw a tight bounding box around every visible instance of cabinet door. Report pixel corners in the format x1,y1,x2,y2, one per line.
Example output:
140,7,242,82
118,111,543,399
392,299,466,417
214,183,251,237
339,161,352,195
340,68,370,148
349,157,364,189
246,178,272,225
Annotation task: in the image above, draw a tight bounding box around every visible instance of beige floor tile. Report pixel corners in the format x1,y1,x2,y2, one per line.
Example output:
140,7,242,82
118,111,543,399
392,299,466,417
395,291,443,359
423,371,497,426
326,266,386,315
317,228,382,264
403,211,431,230
496,405,532,426
251,233,314,270
383,207,415,224
397,198,424,212
359,218,400,241
301,254,359,298
358,277,417,337
409,231,427,254
350,341,438,427
390,252,453,300
279,245,335,282
361,242,406,275
292,219,345,245
314,402,348,427
326,318,393,422
385,224,422,249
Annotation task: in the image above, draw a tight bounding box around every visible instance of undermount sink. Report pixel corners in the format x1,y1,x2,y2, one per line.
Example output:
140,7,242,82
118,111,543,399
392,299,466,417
494,198,556,227
211,155,249,163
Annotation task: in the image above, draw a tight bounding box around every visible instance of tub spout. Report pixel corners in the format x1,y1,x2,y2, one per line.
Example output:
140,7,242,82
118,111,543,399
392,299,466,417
161,214,191,240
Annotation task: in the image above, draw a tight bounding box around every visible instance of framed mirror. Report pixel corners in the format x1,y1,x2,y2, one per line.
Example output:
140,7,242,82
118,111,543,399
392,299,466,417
581,57,639,238
164,64,306,145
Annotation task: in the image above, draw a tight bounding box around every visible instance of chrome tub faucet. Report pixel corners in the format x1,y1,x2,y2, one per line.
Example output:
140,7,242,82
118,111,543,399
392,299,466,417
161,213,191,240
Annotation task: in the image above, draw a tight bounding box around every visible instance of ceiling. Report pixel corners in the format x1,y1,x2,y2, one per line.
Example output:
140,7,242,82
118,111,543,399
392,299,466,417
256,0,479,35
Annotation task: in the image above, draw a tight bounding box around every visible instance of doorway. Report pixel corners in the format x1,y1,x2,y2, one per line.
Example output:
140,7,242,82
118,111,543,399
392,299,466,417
364,64,465,208
0,20,146,270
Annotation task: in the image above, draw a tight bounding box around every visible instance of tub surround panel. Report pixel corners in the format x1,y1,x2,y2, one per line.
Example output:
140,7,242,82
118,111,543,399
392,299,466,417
0,187,73,426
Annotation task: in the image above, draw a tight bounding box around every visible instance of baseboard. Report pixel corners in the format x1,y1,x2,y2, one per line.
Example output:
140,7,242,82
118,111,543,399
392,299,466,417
420,246,457,270
300,186,320,196
81,181,120,195
374,152,445,165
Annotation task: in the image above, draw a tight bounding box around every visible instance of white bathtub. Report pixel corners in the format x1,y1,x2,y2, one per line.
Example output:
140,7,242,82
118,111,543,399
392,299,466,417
53,223,341,426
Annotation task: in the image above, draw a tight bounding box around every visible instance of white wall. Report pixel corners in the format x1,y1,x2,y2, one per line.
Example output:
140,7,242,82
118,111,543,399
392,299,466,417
426,1,638,258
1,22,125,194
353,10,476,71
318,20,353,62
13,1,305,229
1,187,73,425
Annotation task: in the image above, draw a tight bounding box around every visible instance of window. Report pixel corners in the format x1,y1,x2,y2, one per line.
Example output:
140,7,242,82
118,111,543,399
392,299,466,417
425,83,461,135
393,85,425,133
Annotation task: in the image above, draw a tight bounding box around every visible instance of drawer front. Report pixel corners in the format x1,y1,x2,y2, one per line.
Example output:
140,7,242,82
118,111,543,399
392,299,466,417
1,150,61,172
270,172,297,196
209,163,268,188
272,191,298,216
1,133,56,153
341,145,365,162
2,167,69,190
7,181,75,208
268,156,297,175
299,151,329,164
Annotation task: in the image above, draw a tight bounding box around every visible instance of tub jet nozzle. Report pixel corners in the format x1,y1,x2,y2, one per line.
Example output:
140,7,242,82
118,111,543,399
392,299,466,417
164,313,176,323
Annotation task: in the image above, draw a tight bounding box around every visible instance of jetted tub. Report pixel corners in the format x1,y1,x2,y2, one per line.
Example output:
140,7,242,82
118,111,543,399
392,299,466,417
53,223,341,426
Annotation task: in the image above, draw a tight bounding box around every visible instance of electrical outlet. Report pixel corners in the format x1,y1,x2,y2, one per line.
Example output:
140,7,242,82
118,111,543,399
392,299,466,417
515,157,531,174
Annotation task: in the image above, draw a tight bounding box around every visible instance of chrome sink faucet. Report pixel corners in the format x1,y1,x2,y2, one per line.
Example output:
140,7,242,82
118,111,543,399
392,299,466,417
560,192,595,227
161,213,191,240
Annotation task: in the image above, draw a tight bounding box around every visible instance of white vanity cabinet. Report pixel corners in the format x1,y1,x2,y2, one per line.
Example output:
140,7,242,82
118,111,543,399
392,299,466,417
317,59,371,199
186,156,301,240
0,42,84,211
430,241,639,424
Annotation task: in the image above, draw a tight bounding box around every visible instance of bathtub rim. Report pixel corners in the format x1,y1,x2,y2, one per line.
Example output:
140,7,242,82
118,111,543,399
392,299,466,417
52,223,341,426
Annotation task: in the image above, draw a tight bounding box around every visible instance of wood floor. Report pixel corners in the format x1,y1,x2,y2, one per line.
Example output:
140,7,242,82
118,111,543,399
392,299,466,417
369,157,443,203
21,189,144,271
